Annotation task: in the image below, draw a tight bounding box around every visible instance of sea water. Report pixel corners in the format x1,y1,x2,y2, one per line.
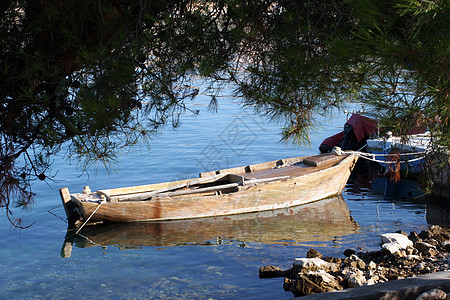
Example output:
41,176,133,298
0,96,445,299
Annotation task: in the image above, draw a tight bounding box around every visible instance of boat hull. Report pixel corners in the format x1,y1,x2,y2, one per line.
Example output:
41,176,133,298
60,154,358,223
366,136,429,173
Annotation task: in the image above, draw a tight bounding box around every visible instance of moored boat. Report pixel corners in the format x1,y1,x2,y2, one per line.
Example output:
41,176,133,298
59,153,358,226
366,131,431,174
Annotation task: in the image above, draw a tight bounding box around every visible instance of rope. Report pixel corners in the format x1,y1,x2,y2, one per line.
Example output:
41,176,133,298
332,146,428,165
75,199,105,234
76,233,104,247
47,203,68,223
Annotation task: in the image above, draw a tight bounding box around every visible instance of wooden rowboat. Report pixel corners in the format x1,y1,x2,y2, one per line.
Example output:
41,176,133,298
59,153,358,225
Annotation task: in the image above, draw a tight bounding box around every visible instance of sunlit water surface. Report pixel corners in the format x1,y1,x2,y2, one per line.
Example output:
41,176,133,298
1,97,448,299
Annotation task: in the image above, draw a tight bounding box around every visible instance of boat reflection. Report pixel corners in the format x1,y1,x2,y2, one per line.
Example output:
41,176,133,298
62,195,358,257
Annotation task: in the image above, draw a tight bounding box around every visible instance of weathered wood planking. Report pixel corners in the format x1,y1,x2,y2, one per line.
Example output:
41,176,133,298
60,153,358,224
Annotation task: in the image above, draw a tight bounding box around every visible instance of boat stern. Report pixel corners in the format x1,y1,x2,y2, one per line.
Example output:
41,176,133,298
59,187,81,226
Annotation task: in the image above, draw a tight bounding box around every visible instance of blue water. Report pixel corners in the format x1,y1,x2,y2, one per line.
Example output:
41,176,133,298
0,96,445,299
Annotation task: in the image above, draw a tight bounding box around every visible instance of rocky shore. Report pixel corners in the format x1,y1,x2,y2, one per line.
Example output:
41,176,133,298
260,225,450,298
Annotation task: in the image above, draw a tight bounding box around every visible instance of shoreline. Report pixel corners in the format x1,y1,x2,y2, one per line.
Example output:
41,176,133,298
260,225,450,298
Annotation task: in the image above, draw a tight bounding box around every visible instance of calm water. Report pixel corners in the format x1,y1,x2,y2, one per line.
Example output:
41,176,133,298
1,96,448,299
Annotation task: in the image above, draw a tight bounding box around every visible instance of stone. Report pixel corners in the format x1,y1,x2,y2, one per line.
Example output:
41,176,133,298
357,260,366,269
416,288,447,300
291,270,341,297
427,239,440,247
394,250,407,258
365,278,376,286
409,231,422,243
441,241,450,252
415,242,437,253
259,265,286,278
283,278,293,291
381,233,413,249
424,248,439,257
406,245,419,255
306,248,323,259
428,225,449,237
406,255,421,260
367,261,377,270
322,256,342,264
344,268,366,288
342,254,365,269
293,257,339,273
343,249,356,257
349,261,358,268
382,242,403,254
275,226,450,298
419,229,433,240
416,262,427,271
349,254,359,261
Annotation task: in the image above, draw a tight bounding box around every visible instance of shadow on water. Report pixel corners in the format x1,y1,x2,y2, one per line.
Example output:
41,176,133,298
348,159,427,202
62,195,359,257
348,159,450,229
427,197,450,229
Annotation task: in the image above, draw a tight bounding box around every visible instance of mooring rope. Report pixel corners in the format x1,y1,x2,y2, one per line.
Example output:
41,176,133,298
332,146,428,165
75,198,106,234
76,232,104,247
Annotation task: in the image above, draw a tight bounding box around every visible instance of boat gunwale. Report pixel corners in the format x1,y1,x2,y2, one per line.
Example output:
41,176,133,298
72,153,351,202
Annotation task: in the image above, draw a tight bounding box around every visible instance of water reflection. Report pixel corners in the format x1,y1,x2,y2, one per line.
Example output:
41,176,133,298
348,160,426,202
427,198,450,228
62,195,358,257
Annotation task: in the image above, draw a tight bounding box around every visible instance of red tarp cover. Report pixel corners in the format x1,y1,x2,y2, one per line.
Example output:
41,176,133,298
345,114,377,141
320,114,377,147
321,131,344,147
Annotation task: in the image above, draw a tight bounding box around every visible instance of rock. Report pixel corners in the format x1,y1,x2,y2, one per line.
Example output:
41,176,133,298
367,261,377,270
409,231,422,242
382,242,403,254
342,254,366,269
381,233,413,249
417,226,448,242
394,250,407,258
406,245,419,255
283,278,293,291
259,265,286,278
406,255,421,260
415,262,427,271
291,270,342,297
323,256,342,264
343,268,366,288
307,248,323,259
293,257,339,273
349,254,359,260
416,288,447,300
428,225,449,237
442,241,450,252
424,248,439,257
357,260,366,269
271,226,450,298
427,239,440,247
415,241,437,253
343,249,356,257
